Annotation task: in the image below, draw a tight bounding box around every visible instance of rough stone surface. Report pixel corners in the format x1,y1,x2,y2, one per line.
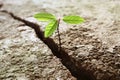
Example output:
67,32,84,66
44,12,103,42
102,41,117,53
0,1,76,80
56,26,120,80
0,0,120,80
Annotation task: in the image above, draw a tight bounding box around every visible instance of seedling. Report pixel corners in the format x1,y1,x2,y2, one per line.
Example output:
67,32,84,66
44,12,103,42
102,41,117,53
34,12,85,51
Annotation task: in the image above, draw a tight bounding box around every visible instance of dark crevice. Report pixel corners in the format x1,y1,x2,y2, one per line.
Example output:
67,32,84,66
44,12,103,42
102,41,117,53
0,3,3,8
0,10,96,80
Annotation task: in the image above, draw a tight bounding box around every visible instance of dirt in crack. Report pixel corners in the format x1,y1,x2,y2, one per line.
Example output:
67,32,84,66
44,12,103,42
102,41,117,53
0,10,96,80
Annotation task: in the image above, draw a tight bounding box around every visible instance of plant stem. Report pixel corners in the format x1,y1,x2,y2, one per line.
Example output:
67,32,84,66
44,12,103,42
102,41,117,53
57,19,61,51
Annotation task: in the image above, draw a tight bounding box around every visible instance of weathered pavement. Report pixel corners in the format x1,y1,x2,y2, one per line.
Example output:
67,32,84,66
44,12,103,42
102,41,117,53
0,0,120,80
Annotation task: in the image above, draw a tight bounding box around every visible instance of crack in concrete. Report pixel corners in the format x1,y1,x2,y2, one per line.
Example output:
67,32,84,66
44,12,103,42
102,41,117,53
0,3,3,8
0,10,96,80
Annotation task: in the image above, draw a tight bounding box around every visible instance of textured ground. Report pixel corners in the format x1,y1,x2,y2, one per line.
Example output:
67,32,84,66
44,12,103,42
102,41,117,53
0,0,120,80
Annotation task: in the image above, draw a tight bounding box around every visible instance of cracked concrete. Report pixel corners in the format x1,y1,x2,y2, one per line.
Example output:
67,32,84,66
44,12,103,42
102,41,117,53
0,0,120,80
0,5,76,80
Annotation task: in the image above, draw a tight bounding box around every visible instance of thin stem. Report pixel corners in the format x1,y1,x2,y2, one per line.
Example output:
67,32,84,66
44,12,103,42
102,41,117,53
57,19,61,51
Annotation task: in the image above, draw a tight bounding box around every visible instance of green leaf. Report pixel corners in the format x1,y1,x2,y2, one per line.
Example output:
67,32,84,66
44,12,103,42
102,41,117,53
34,13,56,21
44,20,58,38
63,15,85,24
